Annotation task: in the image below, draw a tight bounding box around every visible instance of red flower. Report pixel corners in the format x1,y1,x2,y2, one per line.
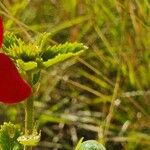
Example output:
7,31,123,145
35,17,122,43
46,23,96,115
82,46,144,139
0,17,32,104
0,17,3,48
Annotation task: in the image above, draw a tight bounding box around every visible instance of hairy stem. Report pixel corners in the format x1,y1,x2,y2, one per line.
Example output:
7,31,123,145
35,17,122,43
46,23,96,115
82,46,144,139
23,72,34,150
25,97,34,134
24,96,34,150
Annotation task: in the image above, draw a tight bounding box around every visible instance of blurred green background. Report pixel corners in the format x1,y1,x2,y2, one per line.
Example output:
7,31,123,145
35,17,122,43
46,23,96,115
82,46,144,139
0,0,150,149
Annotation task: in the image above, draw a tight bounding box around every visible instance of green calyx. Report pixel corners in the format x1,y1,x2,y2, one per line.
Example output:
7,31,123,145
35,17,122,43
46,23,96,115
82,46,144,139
17,131,41,147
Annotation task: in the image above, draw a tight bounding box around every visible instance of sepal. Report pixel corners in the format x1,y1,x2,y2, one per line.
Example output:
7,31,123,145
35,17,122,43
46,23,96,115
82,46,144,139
17,130,41,147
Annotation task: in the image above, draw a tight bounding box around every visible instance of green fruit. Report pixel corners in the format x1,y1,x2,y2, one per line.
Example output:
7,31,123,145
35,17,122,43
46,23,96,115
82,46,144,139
78,140,106,150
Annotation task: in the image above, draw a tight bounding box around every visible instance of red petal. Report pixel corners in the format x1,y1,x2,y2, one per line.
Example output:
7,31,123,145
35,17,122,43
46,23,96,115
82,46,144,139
0,53,32,104
0,17,3,48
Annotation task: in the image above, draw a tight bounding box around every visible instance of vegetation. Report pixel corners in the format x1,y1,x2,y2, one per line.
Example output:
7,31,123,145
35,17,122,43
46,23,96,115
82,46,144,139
0,0,150,150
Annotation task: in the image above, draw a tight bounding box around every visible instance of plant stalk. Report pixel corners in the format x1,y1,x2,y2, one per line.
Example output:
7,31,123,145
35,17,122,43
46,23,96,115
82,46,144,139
23,72,34,150
24,96,34,150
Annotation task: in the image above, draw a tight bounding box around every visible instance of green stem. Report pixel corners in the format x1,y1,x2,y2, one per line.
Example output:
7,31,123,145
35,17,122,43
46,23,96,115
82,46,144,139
24,97,34,150
23,72,34,150
25,97,34,134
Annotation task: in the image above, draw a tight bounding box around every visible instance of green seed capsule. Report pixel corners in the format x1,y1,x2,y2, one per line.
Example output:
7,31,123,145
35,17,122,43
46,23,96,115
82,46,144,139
78,140,106,150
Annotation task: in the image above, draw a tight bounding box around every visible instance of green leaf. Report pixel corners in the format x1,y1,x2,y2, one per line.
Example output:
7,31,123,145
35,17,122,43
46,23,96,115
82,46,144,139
17,59,37,71
78,140,106,150
3,33,87,71
3,33,41,62
3,32,23,50
74,137,84,150
0,122,23,150
42,42,87,61
42,52,82,68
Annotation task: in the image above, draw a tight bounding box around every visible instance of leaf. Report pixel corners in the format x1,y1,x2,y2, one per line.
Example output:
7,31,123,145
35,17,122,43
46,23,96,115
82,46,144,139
42,51,82,68
3,33,40,62
42,42,87,61
0,122,23,150
3,33,87,71
74,137,84,150
3,32,23,50
17,59,37,71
